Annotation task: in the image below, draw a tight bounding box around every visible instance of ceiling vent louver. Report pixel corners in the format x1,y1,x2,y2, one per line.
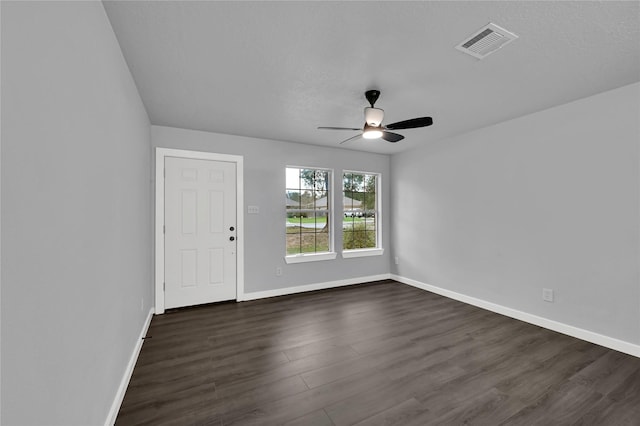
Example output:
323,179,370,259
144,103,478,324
455,23,518,59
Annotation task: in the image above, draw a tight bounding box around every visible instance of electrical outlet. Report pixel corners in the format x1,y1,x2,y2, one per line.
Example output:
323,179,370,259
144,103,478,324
542,288,554,302
275,267,283,277
394,256,399,265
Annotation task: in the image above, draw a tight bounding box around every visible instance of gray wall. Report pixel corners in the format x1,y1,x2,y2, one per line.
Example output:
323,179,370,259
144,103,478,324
1,2,152,425
1,1,636,423
391,82,640,345
152,126,391,294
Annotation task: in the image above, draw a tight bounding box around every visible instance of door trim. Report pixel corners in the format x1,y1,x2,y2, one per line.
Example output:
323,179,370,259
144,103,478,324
155,148,244,314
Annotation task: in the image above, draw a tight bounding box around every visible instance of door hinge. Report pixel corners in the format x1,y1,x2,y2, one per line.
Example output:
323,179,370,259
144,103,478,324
163,282,166,291
163,225,166,234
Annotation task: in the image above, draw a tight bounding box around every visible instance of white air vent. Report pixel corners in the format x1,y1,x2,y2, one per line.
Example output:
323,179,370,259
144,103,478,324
455,23,518,59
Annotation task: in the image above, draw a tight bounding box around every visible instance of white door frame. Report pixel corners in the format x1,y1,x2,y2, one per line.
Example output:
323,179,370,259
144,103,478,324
155,148,244,314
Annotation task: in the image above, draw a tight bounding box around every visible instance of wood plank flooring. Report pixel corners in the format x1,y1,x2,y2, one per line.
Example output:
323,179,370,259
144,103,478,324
116,280,640,425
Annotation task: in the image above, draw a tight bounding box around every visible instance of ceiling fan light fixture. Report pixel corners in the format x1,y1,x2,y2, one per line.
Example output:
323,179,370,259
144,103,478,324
362,124,383,139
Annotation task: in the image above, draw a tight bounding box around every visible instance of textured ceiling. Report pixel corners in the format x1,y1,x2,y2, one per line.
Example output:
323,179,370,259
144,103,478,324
103,1,640,154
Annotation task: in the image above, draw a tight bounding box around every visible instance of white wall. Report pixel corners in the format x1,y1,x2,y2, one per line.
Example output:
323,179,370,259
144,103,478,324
1,2,152,425
152,126,391,294
391,82,640,346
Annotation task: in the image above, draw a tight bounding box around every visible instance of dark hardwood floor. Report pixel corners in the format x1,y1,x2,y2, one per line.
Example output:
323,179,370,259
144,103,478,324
116,280,640,425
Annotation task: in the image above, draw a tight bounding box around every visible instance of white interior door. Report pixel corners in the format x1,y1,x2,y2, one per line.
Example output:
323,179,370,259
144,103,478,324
164,156,237,309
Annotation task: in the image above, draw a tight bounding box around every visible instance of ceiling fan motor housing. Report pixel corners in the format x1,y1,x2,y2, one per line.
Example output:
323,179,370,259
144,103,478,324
364,107,384,126
365,89,381,107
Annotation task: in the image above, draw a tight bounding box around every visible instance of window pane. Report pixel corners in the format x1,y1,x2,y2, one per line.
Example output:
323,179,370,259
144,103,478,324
351,230,367,249
299,233,317,253
362,192,376,211
286,234,302,254
286,167,332,255
344,173,363,192
343,191,354,207
299,169,314,190
343,171,379,251
316,170,329,191
314,191,328,210
365,214,377,232
286,215,302,230
363,231,376,248
300,226,316,234
286,190,301,205
343,173,352,191
343,229,354,249
315,234,329,252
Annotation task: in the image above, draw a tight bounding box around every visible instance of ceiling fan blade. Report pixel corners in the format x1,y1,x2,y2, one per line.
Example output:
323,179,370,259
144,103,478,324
339,134,363,145
318,126,361,131
385,117,433,130
381,131,404,143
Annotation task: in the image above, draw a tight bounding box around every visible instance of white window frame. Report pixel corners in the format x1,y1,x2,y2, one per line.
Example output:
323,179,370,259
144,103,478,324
341,170,384,259
285,166,337,264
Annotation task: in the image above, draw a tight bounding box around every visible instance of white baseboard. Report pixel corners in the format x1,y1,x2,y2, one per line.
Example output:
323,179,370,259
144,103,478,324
240,274,392,301
105,307,154,426
391,274,640,359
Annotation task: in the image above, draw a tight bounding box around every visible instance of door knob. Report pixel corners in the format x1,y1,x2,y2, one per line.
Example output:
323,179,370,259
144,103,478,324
229,236,235,241
230,226,235,231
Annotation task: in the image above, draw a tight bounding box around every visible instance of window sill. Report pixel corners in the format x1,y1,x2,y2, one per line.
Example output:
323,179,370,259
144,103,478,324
285,252,338,264
342,248,385,259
